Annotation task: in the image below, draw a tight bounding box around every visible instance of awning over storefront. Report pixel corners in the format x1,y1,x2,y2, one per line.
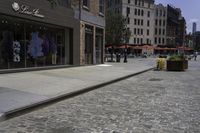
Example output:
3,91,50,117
106,44,193,53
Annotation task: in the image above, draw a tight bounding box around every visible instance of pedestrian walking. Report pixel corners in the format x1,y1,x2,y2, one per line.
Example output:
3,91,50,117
194,51,198,61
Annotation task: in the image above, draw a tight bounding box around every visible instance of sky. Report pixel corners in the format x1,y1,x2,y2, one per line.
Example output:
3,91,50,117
155,0,200,34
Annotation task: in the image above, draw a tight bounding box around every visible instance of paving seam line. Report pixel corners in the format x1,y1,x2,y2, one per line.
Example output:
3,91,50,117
0,67,154,122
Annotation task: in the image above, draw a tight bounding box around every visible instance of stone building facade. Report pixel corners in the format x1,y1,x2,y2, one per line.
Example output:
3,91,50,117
106,0,186,47
107,0,155,45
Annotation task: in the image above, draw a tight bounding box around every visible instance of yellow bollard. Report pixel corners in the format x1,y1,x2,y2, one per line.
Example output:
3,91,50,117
156,57,166,70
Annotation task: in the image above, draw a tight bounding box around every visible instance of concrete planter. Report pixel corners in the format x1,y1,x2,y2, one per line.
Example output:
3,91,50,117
167,60,188,71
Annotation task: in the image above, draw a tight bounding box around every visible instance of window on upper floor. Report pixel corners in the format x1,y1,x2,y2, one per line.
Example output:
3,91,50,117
141,10,144,16
147,38,149,44
155,37,157,44
134,38,136,44
163,29,165,35
159,28,161,35
134,19,137,25
138,9,140,16
163,11,166,17
138,0,141,6
57,0,71,7
147,29,149,36
156,9,158,16
134,28,137,35
155,19,158,26
99,0,105,14
142,0,144,6
127,7,130,15
115,0,120,4
138,19,140,25
147,11,150,17
128,0,130,4
83,0,90,9
147,20,150,27
141,38,143,44
163,20,166,26
115,8,120,14
155,28,157,35
137,38,140,44
127,17,130,24
141,19,143,25
148,2,150,8
159,38,161,44
159,20,162,26
135,8,137,15
135,0,137,5
160,10,162,17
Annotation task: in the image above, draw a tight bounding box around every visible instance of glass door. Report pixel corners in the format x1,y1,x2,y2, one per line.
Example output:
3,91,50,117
85,25,93,64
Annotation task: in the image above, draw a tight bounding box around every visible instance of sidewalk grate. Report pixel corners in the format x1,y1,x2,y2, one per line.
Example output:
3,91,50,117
149,78,163,81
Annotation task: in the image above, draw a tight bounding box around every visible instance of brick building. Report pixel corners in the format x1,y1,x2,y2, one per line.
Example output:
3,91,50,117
154,4,167,46
73,0,105,65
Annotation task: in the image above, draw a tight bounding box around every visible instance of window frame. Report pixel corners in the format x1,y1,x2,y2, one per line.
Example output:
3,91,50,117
99,0,105,15
83,0,90,10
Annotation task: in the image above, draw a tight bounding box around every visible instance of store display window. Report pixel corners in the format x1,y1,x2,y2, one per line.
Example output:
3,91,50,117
0,15,67,70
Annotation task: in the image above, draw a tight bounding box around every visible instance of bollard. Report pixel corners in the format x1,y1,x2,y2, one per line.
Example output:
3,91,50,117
156,56,166,70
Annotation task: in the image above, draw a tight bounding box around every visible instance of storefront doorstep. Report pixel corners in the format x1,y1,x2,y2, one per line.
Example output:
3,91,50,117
0,64,75,74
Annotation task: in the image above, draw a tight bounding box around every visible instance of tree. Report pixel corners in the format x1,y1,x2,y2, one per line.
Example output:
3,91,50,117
106,11,131,61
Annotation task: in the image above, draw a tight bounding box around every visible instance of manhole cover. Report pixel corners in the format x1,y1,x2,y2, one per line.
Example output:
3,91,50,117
149,78,163,81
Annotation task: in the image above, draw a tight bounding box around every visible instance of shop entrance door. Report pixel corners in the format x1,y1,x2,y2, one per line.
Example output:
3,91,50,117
95,28,103,64
85,25,93,64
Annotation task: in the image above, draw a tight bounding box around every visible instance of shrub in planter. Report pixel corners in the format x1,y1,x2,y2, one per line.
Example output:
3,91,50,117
167,54,188,71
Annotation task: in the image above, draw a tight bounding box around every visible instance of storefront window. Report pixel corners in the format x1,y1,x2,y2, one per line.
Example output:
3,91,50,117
0,15,68,70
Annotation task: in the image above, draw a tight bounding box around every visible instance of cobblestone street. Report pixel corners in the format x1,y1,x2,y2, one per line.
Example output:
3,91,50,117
0,60,200,133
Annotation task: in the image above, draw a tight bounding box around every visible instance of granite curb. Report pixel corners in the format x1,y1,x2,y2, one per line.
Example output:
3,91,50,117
0,67,153,122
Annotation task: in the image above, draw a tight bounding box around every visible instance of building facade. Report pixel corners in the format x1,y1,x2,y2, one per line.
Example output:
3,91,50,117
0,0,105,72
177,17,186,46
167,5,182,47
123,0,155,45
154,4,167,46
106,0,155,45
73,0,105,65
192,22,197,34
193,31,200,50
0,0,80,71
106,0,186,48
185,34,194,48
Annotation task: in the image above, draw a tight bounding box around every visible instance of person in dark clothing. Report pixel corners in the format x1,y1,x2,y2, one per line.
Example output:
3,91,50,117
194,51,198,61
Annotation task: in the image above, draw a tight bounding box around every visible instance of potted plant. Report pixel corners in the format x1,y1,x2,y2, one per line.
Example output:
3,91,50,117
167,54,188,71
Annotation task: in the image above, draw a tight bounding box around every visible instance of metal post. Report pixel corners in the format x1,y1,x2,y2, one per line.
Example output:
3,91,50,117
124,44,128,63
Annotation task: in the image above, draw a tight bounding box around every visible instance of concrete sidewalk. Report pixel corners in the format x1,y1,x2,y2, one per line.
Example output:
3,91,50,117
0,58,155,119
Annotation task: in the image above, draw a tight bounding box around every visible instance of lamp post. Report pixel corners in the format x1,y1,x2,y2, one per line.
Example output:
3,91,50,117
124,44,128,63
124,30,128,63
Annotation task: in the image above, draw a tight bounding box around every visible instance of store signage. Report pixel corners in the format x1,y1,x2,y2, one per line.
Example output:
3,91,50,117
12,2,44,18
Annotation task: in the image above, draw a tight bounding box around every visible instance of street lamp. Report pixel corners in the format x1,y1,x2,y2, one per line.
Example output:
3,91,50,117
124,44,128,63
124,30,128,63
